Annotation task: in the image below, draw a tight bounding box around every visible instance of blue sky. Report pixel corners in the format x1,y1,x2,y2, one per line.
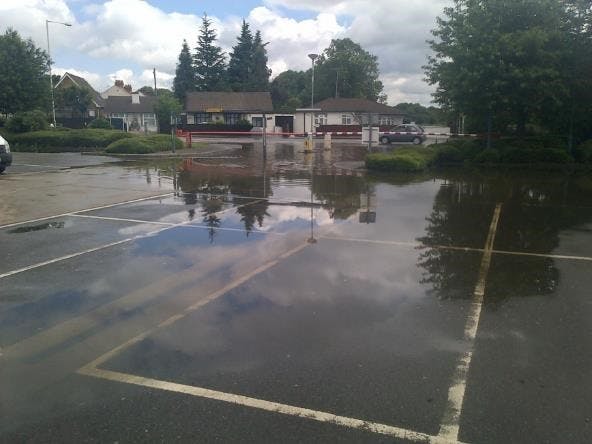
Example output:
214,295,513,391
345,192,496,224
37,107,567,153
1,0,450,105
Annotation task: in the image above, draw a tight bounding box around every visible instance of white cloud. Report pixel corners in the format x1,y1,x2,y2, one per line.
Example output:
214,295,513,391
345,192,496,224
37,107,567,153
0,0,76,48
2,0,449,104
246,7,346,75
73,0,200,73
52,67,103,89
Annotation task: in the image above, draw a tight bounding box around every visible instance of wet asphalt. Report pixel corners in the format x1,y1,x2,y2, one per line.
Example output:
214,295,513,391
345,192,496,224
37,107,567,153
1,146,591,443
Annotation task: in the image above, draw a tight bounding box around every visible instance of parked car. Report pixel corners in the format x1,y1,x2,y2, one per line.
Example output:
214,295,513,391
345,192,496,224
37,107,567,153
0,135,13,173
380,124,427,145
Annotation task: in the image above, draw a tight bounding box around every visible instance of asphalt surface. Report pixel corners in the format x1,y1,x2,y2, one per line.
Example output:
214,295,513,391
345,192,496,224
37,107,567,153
1,148,591,443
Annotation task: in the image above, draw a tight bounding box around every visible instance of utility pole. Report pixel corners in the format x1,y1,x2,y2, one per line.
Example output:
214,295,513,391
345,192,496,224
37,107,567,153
153,68,157,96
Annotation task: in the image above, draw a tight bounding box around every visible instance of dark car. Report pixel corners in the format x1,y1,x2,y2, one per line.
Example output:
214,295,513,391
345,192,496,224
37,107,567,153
0,135,13,173
380,124,427,145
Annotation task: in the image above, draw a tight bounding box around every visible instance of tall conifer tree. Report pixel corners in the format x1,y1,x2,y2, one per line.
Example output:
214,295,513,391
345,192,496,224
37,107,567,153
173,40,194,101
194,14,227,91
227,20,253,91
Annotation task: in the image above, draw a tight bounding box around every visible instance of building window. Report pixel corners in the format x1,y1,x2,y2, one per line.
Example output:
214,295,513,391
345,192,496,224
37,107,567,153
111,113,125,118
314,113,327,126
225,113,243,125
379,115,398,126
186,114,195,124
195,113,210,124
252,116,263,127
143,113,156,127
341,114,352,125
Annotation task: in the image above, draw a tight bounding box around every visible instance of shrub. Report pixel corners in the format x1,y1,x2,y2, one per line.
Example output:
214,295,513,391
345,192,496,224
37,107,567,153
88,118,112,129
366,150,430,172
575,140,592,163
9,128,132,151
474,148,501,164
105,134,185,154
500,147,572,164
434,146,463,164
533,148,572,164
5,110,48,133
104,138,155,154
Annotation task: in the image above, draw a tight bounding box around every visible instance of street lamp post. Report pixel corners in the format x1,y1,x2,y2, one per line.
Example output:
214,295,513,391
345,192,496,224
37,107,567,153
46,19,71,128
307,53,318,142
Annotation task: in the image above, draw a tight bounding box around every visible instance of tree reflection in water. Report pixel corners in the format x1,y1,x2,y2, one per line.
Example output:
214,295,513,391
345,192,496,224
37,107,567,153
416,172,592,305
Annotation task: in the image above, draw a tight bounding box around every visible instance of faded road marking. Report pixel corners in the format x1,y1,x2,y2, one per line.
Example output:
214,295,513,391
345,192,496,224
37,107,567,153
0,200,262,280
438,203,502,441
0,192,175,230
78,367,465,444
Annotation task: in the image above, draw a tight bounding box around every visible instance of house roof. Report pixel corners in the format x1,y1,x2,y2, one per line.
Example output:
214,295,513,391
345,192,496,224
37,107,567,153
312,97,403,115
55,72,105,107
104,95,157,114
101,85,133,99
185,92,273,113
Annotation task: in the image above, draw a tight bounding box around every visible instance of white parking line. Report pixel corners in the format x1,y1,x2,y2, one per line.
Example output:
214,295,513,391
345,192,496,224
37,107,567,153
78,367,464,444
319,235,592,262
70,214,176,226
75,238,463,444
0,192,175,230
0,200,263,280
437,203,502,441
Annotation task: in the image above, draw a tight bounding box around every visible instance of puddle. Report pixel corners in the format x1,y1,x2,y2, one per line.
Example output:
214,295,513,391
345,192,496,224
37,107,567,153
8,221,66,234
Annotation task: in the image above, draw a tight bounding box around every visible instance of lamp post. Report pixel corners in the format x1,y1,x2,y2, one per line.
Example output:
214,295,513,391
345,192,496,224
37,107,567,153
46,19,72,128
307,53,318,141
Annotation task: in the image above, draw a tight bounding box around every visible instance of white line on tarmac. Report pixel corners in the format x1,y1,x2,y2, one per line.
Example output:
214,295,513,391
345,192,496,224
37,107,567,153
75,239,462,444
0,192,175,230
78,367,464,444
69,214,176,226
437,203,502,441
12,163,61,168
0,237,136,280
0,200,263,280
320,235,592,262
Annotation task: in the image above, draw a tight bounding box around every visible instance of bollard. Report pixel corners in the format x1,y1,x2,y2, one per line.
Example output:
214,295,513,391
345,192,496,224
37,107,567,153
323,133,332,150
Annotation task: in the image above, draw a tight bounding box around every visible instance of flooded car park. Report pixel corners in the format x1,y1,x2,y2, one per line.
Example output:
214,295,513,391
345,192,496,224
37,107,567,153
1,142,591,443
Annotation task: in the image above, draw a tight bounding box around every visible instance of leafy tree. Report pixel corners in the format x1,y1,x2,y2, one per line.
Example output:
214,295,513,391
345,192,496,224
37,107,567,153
0,28,50,115
425,0,569,137
227,20,254,91
393,103,452,125
5,109,48,133
173,39,194,102
194,14,227,91
54,84,93,119
153,90,182,134
313,38,386,103
270,70,307,111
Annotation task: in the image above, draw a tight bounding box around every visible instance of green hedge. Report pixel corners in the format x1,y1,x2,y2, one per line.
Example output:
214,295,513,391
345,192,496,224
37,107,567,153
8,128,132,151
105,134,185,154
575,140,592,163
432,137,574,166
366,148,434,172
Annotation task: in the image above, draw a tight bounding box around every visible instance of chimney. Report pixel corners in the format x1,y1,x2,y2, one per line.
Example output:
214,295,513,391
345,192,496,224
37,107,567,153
131,94,140,104
115,80,124,88
124,84,132,93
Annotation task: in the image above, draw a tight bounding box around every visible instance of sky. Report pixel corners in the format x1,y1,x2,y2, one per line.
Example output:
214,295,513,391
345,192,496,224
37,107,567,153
0,0,451,106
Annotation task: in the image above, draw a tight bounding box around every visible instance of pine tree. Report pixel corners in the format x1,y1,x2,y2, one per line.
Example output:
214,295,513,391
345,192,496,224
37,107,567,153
248,30,271,91
173,40,194,101
227,20,253,91
194,14,227,91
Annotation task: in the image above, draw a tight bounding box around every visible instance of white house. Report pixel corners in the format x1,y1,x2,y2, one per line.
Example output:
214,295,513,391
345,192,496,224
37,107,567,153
101,80,132,99
294,97,405,134
104,94,158,133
